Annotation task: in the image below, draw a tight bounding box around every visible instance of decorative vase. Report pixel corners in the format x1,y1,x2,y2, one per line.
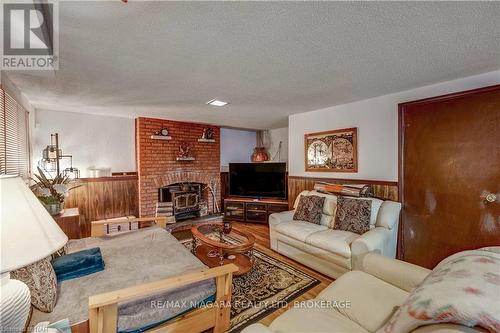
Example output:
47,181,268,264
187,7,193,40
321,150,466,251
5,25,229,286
251,147,269,162
43,202,64,216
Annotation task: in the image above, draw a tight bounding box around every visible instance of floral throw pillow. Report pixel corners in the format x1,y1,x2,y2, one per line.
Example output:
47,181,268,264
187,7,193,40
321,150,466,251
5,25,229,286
380,248,500,333
293,195,325,224
11,257,57,313
333,196,372,234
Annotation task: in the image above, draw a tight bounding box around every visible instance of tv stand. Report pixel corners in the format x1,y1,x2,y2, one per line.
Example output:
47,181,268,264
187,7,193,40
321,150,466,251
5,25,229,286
223,197,289,224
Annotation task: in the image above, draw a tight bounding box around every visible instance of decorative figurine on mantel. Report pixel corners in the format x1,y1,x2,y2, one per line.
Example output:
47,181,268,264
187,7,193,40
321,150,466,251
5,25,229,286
178,142,190,157
151,127,172,141
176,142,195,161
202,128,214,140
154,127,169,136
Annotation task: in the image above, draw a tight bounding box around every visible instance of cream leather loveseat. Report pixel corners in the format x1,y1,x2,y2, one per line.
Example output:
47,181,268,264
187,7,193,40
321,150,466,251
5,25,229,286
242,253,483,333
269,190,401,278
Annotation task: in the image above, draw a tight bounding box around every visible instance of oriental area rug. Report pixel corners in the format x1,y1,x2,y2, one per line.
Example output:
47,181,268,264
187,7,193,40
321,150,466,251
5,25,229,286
173,230,320,333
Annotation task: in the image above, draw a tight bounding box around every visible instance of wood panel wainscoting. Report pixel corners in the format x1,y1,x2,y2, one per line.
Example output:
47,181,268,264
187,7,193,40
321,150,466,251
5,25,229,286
287,176,398,209
64,175,139,238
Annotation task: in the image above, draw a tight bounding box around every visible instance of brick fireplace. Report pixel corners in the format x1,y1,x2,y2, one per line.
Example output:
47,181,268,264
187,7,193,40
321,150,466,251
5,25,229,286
136,117,220,218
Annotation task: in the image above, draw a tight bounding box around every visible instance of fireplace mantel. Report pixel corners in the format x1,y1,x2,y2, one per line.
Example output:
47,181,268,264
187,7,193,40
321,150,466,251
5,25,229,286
154,172,216,189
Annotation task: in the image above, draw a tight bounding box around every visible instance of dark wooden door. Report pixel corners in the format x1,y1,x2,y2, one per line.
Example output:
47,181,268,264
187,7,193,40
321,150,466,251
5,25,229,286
399,85,500,269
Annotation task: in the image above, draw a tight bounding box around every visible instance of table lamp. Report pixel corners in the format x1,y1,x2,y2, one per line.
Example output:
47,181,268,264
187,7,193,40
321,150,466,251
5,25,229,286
0,175,68,332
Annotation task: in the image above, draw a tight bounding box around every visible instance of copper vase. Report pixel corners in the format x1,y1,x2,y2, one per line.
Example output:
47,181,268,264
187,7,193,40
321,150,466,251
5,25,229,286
251,147,269,162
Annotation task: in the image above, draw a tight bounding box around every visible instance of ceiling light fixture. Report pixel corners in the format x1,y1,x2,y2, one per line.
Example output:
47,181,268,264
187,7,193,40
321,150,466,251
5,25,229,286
206,99,228,107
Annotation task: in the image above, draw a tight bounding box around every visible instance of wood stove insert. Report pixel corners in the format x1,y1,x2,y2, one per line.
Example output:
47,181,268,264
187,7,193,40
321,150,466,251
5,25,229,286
158,182,203,221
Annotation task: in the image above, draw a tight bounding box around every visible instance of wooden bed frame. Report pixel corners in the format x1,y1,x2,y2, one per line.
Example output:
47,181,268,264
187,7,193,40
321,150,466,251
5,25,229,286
72,217,238,333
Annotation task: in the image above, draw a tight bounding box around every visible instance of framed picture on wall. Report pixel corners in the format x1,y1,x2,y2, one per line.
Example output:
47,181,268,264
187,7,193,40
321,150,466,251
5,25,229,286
304,127,358,172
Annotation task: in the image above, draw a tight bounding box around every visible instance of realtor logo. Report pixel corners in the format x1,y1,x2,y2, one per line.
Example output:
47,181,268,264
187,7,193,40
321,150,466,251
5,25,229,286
1,1,59,70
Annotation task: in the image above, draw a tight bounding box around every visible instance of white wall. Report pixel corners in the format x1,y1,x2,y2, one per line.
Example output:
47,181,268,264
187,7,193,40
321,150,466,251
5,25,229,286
33,111,259,176
289,70,500,181
33,110,136,177
265,127,288,164
220,128,257,171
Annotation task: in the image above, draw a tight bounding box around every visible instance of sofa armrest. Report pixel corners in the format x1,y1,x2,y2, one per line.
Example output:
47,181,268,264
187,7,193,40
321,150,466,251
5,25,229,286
376,201,401,230
356,253,431,292
269,210,295,228
351,227,391,257
241,323,276,333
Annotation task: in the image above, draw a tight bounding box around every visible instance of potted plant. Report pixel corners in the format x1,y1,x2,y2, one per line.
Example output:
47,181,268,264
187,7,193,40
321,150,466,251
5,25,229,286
31,167,80,216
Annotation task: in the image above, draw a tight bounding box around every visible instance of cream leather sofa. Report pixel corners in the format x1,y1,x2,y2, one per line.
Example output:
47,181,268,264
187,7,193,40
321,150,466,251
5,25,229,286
242,253,483,333
269,190,401,278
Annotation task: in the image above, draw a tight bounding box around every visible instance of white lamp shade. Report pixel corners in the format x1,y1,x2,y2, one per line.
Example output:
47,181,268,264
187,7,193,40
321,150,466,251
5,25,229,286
0,175,68,273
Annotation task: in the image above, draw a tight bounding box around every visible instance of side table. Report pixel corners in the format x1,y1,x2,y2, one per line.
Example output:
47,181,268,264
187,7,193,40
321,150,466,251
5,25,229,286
55,207,82,239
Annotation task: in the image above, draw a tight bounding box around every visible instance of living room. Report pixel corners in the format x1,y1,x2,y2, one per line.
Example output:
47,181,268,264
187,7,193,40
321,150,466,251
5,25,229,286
1,2,499,333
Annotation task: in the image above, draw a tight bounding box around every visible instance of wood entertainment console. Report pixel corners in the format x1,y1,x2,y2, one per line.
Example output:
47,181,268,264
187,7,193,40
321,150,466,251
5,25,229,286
223,197,289,224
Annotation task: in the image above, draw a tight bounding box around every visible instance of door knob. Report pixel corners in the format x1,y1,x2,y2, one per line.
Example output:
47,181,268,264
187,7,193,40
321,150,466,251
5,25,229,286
484,193,497,204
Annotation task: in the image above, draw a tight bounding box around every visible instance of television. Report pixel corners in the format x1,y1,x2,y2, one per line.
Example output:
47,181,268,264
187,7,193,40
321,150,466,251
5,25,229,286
229,162,287,199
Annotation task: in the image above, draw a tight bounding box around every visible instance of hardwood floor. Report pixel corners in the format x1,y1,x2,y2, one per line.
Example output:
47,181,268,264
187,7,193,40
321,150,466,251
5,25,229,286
71,222,333,332
231,222,334,326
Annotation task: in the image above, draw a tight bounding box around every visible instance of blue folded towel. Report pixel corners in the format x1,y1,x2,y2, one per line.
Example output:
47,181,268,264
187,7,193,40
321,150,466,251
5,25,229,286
51,247,105,282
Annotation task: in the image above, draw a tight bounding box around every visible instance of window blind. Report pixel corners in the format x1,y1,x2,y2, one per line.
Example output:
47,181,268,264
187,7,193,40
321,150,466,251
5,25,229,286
0,87,31,177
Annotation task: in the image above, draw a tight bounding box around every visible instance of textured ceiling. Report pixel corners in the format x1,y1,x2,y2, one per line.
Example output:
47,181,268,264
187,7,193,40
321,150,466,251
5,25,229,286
4,1,500,129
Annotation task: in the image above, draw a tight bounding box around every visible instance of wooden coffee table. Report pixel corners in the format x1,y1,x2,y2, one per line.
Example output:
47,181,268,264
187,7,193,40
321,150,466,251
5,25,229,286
191,222,255,275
